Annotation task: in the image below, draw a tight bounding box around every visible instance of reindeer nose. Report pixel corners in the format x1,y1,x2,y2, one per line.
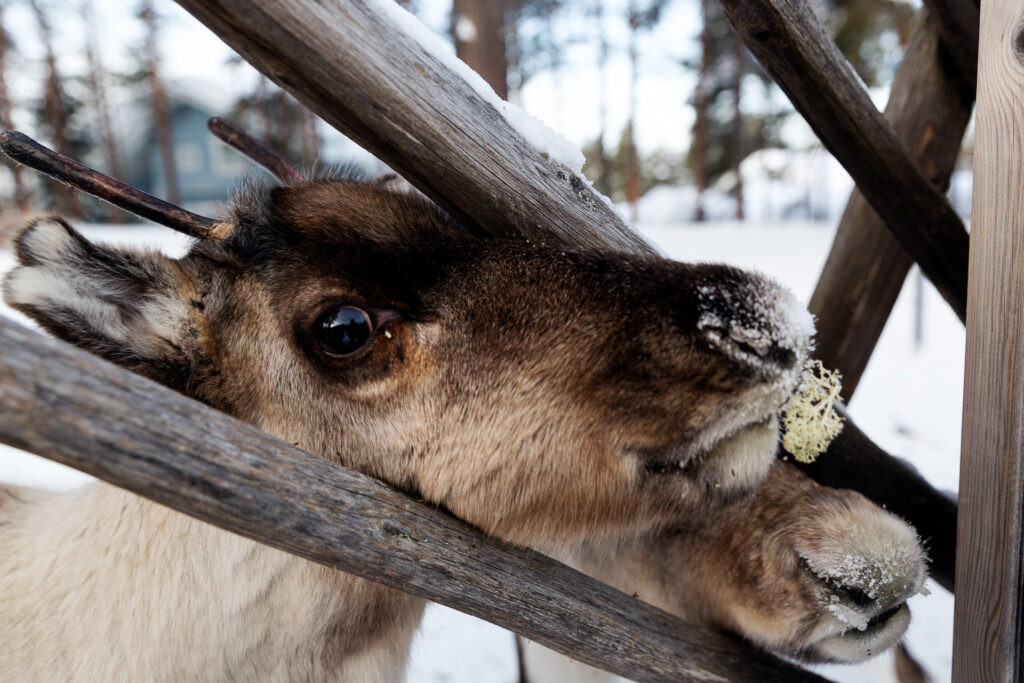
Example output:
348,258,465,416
695,272,813,374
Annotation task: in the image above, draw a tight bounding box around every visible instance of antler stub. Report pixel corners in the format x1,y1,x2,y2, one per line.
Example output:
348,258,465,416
207,117,302,184
0,130,232,240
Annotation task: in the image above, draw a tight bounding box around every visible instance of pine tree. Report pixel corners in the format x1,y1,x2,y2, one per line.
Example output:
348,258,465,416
590,0,610,197
82,0,124,222
28,0,82,217
625,0,670,221
0,1,28,211
138,0,180,205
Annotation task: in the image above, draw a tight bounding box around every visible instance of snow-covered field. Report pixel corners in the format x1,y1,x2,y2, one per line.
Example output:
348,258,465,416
0,220,961,682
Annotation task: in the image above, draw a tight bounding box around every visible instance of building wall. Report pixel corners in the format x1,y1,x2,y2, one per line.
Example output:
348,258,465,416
145,103,255,206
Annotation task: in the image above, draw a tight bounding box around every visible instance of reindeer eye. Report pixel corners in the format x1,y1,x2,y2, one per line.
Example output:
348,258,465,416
314,306,373,357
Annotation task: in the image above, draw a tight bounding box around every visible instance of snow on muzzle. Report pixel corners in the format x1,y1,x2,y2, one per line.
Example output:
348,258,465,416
695,270,814,384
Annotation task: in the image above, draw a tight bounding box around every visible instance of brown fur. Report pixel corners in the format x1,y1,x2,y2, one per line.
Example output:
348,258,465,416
0,176,925,679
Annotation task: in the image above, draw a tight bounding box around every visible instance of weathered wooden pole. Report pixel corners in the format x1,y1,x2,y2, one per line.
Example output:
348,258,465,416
715,0,969,321
0,317,823,683
953,0,1024,678
808,7,974,398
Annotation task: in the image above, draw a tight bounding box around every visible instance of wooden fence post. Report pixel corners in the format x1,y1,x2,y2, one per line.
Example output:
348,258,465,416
953,0,1024,678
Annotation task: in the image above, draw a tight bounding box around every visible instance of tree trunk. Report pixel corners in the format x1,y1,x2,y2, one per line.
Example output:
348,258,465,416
693,0,711,222
593,0,611,197
140,0,180,206
27,0,81,217
0,1,28,212
625,2,640,222
82,0,124,223
297,104,319,169
731,37,744,221
452,0,508,100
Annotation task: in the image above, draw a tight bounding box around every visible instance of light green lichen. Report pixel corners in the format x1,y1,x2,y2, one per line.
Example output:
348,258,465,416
782,360,844,464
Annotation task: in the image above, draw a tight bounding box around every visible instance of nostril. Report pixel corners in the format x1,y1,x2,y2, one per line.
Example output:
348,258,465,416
695,276,812,372
700,319,799,370
828,581,876,609
865,605,902,630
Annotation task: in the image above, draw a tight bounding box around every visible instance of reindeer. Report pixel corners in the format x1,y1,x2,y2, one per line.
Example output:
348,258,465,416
0,124,925,681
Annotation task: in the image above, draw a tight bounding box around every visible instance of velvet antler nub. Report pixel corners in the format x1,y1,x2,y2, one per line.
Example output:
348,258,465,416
0,130,232,240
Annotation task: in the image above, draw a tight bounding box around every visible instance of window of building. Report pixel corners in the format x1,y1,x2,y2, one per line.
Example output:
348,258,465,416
210,140,248,177
175,142,203,175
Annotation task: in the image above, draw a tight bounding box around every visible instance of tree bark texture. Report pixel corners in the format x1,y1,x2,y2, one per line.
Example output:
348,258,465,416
0,317,824,683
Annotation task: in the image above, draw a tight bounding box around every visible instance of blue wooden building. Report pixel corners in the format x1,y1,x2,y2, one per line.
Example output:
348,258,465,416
121,88,254,214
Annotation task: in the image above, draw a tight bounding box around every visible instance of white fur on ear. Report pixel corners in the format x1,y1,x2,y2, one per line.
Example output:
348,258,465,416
16,217,79,263
4,266,131,343
3,217,196,359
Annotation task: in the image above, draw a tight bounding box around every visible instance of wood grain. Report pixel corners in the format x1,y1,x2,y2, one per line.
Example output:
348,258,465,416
0,317,823,683
953,0,1024,679
809,8,974,398
171,0,653,256
717,0,970,322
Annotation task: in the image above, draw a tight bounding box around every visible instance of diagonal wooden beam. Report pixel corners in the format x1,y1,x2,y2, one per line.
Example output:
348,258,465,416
171,0,652,257
0,317,824,683
921,0,978,87
809,8,974,398
716,0,969,322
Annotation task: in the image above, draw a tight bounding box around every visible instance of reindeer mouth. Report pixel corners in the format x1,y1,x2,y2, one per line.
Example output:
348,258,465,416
809,602,911,663
643,413,781,499
798,553,922,663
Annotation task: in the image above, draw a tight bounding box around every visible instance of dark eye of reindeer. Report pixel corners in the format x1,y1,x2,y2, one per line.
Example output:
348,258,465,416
314,306,373,357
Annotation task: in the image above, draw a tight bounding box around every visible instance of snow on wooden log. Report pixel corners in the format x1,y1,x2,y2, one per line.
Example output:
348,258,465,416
716,0,970,322
954,0,1024,676
809,8,974,398
0,317,824,683
171,0,652,256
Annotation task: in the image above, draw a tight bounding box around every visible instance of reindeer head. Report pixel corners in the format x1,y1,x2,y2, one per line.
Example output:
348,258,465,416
1,129,812,551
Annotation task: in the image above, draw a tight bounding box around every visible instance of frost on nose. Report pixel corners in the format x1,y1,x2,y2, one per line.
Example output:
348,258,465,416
695,273,814,378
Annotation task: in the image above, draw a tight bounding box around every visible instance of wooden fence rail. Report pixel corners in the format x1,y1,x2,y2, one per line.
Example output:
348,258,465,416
0,316,823,683
716,0,970,322
808,7,974,398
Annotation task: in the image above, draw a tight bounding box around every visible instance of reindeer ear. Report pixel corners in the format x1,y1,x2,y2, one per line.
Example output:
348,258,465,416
3,218,206,387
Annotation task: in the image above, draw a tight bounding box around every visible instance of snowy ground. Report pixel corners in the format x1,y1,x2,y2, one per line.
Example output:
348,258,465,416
0,220,961,683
